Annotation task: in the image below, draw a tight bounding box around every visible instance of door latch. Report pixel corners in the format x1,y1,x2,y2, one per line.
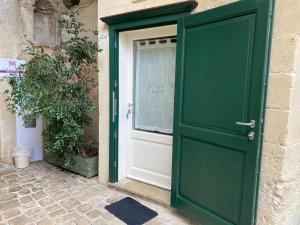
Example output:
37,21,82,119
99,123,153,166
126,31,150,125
248,131,255,141
235,120,256,141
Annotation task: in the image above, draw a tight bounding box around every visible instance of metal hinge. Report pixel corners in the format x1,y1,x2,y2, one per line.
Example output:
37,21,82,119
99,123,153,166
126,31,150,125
114,40,117,48
113,161,117,168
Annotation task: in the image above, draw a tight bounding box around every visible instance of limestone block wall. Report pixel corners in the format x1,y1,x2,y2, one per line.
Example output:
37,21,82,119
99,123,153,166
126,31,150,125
98,0,300,225
76,0,99,143
0,0,24,164
258,1,300,224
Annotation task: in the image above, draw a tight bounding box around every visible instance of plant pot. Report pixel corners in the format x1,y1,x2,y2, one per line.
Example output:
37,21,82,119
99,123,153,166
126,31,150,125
12,146,32,169
14,156,30,169
46,153,98,178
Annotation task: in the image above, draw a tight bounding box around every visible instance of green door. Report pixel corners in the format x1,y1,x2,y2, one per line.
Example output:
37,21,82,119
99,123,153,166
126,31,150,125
171,1,274,225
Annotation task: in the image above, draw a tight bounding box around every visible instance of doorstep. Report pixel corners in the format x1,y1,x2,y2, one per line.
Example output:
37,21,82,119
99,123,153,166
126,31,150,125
109,178,171,207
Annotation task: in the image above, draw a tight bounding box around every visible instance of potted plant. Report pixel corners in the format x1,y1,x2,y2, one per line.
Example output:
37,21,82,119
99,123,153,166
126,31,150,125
5,10,101,177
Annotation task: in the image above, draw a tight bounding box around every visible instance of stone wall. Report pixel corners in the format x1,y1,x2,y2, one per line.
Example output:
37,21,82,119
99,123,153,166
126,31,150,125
0,0,99,163
0,0,24,164
76,0,99,143
97,0,300,225
257,1,300,224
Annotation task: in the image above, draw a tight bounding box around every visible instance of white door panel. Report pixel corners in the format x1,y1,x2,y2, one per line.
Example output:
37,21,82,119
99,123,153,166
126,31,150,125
119,25,177,190
130,139,172,175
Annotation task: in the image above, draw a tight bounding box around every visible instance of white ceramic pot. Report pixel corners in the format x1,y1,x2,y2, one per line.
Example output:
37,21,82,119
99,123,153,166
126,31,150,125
14,156,30,169
12,146,32,169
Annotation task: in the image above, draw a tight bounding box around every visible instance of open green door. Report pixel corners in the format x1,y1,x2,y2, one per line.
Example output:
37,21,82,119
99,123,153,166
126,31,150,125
171,1,274,225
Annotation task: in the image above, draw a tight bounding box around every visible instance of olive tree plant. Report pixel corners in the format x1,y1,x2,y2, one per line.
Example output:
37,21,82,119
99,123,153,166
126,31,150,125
5,10,101,166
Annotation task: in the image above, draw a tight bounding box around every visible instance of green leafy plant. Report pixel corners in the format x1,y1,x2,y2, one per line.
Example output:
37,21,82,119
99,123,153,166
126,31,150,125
5,10,101,166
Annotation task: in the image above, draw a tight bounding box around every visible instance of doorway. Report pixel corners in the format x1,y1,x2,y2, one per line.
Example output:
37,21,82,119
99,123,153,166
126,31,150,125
118,25,177,190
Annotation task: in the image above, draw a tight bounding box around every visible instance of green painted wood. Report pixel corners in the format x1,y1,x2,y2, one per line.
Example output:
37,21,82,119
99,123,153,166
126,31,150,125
171,1,275,225
106,6,196,184
46,154,98,178
100,0,198,25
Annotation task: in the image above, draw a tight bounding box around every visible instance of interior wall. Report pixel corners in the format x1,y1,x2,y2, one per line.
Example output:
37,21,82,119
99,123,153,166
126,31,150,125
98,1,300,225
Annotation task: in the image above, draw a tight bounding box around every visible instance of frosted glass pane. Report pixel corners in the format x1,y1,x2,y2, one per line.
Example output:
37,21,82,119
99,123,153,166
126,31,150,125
134,38,176,134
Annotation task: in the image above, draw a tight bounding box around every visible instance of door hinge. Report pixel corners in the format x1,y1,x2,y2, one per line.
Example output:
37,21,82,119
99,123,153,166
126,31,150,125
113,160,117,168
114,130,117,138
114,40,117,48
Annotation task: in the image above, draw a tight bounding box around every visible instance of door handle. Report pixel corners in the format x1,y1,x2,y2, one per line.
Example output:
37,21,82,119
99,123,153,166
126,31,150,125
126,103,134,119
235,120,255,128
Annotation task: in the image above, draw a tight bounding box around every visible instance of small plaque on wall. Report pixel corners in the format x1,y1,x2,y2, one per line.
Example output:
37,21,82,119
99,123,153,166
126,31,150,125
0,58,25,77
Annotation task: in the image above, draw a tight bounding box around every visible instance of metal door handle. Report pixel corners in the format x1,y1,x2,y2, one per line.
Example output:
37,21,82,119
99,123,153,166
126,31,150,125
126,103,134,119
235,120,255,128
128,103,134,108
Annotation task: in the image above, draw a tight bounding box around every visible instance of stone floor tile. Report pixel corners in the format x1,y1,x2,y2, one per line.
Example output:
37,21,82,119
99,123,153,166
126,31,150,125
0,200,20,212
76,204,92,213
0,194,17,203
49,209,66,218
107,218,125,225
55,212,80,223
32,191,47,200
92,218,108,225
38,198,55,207
60,198,81,210
19,189,31,196
8,186,22,193
86,209,103,220
2,209,21,220
22,202,38,209
37,218,54,225
20,195,33,204
31,187,43,193
7,215,29,225
145,219,163,225
72,216,91,225
44,204,62,213
50,191,71,201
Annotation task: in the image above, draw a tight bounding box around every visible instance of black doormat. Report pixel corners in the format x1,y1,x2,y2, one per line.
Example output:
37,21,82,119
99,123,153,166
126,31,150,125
105,197,158,225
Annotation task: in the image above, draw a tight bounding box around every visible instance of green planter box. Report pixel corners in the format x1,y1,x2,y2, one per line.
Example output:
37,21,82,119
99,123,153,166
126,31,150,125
46,154,98,178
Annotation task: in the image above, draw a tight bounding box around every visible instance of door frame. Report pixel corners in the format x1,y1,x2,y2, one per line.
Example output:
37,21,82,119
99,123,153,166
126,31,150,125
100,0,198,183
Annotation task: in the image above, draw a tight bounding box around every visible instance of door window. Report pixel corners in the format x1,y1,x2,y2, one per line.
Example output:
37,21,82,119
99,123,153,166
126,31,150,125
133,37,176,134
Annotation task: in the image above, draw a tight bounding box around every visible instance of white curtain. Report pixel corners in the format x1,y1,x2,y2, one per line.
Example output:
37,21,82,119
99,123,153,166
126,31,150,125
134,38,176,134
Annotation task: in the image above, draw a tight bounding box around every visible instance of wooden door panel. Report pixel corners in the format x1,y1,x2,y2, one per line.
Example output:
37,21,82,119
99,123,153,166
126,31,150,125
179,137,245,224
171,0,275,225
183,14,255,135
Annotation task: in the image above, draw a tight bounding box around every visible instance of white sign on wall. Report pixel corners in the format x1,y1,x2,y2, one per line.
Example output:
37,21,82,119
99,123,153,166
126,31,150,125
0,58,25,77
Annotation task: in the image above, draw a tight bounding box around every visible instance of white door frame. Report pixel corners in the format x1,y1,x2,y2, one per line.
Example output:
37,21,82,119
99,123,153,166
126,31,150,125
118,25,177,190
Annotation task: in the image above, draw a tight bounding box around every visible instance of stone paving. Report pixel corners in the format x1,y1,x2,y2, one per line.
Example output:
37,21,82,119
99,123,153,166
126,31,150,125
0,162,197,225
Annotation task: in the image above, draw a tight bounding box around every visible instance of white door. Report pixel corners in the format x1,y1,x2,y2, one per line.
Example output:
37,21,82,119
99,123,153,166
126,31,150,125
119,26,177,190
